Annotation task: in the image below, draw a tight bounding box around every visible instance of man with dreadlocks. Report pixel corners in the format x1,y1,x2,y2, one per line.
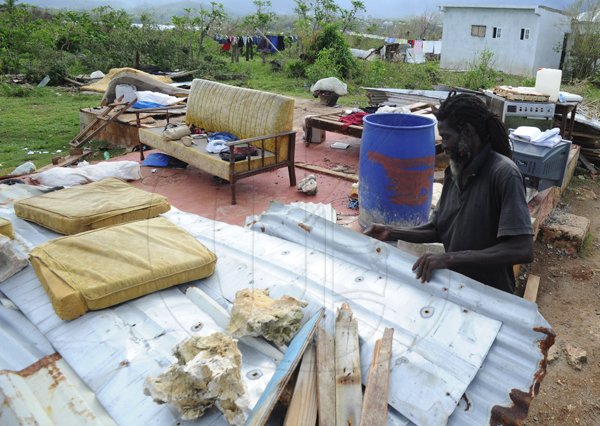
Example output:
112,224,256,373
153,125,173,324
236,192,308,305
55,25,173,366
364,93,533,293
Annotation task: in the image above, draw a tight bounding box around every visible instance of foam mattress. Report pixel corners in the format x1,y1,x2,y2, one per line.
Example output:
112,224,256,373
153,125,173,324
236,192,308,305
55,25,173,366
29,217,217,320
0,217,14,239
14,178,170,234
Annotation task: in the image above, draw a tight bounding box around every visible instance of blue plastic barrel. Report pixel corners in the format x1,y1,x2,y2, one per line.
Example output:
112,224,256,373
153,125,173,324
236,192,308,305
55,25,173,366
359,113,436,229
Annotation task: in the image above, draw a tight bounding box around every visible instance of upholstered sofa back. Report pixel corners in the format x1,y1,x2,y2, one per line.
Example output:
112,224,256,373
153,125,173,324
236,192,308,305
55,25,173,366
185,79,294,155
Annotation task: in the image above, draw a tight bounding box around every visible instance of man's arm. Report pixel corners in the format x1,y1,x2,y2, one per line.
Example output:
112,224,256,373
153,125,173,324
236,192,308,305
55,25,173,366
412,234,533,282
363,222,441,244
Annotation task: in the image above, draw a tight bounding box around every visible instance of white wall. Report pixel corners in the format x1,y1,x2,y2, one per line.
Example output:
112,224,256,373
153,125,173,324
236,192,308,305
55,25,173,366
533,8,571,72
440,6,568,76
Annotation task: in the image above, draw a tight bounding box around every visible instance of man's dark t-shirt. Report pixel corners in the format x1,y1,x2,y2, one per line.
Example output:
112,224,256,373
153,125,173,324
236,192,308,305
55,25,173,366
432,144,534,293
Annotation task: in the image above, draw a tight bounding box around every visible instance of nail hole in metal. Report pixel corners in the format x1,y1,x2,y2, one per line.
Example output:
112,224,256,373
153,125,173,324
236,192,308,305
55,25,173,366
420,306,434,318
355,276,364,283
191,322,203,332
246,369,263,380
281,250,289,255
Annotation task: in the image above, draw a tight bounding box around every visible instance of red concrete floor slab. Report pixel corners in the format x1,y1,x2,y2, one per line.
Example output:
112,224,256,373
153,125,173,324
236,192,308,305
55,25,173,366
123,130,362,228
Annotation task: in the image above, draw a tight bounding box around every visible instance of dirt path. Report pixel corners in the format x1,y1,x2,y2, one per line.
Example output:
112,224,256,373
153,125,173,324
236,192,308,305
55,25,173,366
526,173,600,425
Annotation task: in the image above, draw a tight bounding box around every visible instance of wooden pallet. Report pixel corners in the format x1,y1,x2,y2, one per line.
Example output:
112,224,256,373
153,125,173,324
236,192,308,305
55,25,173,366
304,101,439,147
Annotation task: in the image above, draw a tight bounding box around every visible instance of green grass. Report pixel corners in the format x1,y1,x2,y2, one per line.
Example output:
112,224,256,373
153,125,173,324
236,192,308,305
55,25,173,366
0,86,102,175
1,60,598,177
580,232,596,258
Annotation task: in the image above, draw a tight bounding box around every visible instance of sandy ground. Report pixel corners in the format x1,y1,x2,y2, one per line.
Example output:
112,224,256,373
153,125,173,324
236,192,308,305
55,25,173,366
524,174,600,425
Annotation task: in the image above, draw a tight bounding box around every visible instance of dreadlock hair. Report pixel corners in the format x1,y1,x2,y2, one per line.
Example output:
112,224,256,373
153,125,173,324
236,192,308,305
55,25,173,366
435,92,512,159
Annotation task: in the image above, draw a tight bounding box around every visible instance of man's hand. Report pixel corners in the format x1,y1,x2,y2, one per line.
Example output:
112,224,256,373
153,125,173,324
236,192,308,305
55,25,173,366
412,253,452,282
363,223,390,241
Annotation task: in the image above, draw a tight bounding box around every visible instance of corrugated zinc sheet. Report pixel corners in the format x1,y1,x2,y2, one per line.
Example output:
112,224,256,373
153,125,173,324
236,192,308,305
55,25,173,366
0,192,552,426
248,202,554,426
0,354,117,426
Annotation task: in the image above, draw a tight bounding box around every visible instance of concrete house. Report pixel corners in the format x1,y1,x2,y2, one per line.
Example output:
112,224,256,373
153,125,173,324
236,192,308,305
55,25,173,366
439,5,571,76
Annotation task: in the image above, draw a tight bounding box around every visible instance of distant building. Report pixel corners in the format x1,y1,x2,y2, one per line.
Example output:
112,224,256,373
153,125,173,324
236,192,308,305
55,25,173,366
439,5,571,76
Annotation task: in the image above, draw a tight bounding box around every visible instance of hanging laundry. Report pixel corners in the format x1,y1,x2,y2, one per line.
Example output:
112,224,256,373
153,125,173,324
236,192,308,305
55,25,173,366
276,35,285,51
267,35,278,53
413,40,424,54
422,40,434,54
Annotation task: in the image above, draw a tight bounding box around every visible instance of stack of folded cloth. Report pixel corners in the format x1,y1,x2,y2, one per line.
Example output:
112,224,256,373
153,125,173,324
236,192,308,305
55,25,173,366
510,126,562,148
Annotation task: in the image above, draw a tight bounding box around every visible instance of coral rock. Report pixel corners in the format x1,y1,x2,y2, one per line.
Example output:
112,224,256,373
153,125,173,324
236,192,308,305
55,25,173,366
144,333,247,425
227,288,308,346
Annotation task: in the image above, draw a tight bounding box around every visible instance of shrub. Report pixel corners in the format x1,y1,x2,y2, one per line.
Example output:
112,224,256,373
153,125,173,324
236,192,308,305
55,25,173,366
358,60,387,87
286,59,307,78
463,49,498,90
305,23,358,79
305,48,343,82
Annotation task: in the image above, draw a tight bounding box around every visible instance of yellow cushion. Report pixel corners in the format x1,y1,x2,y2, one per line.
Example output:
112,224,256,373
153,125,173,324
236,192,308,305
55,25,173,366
29,217,217,320
138,128,278,181
14,178,171,235
0,217,14,239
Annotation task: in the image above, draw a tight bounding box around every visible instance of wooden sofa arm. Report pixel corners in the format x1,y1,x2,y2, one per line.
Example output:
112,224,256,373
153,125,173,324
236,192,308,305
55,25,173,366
224,130,296,165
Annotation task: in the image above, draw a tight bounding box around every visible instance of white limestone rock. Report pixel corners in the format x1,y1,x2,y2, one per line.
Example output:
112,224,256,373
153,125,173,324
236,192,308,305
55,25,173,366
297,174,318,195
0,235,29,283
144,332,247,425
227,288,308,346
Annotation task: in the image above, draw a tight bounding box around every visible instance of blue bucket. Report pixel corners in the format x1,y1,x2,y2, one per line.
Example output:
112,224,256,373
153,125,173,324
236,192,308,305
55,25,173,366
359,113,436,229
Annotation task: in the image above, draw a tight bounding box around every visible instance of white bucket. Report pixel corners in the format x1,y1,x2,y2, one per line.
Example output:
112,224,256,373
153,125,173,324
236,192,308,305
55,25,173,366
535,68,562,102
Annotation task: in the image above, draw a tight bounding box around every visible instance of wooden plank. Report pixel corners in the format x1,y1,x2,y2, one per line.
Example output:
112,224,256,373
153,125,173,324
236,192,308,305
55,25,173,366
524,274,541,302
70,98,136,148
561,144,581,192
284,344,318,426
295,162,358,182
335,303,362,426
246,308,324,426
579,154,598,175
316,326,335,426
360,328,394,426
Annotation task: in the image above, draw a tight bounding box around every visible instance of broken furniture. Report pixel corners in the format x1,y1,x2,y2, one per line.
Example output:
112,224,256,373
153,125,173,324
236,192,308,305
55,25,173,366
69,97,137,151
14,178,170,235
138,79,297,204
554,102,578,140
304,102,443,151
29,217,217,320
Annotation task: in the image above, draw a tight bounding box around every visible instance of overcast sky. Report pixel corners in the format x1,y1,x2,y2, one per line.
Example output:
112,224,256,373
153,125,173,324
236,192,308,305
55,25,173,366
25,0,575,18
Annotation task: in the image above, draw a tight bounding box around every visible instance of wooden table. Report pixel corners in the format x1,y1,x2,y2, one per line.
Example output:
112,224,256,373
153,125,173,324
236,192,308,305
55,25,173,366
554,102,578,140
304,102,442,152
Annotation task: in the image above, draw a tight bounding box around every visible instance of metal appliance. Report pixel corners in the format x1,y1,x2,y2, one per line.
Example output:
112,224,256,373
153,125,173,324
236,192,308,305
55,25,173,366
485,93,556,132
